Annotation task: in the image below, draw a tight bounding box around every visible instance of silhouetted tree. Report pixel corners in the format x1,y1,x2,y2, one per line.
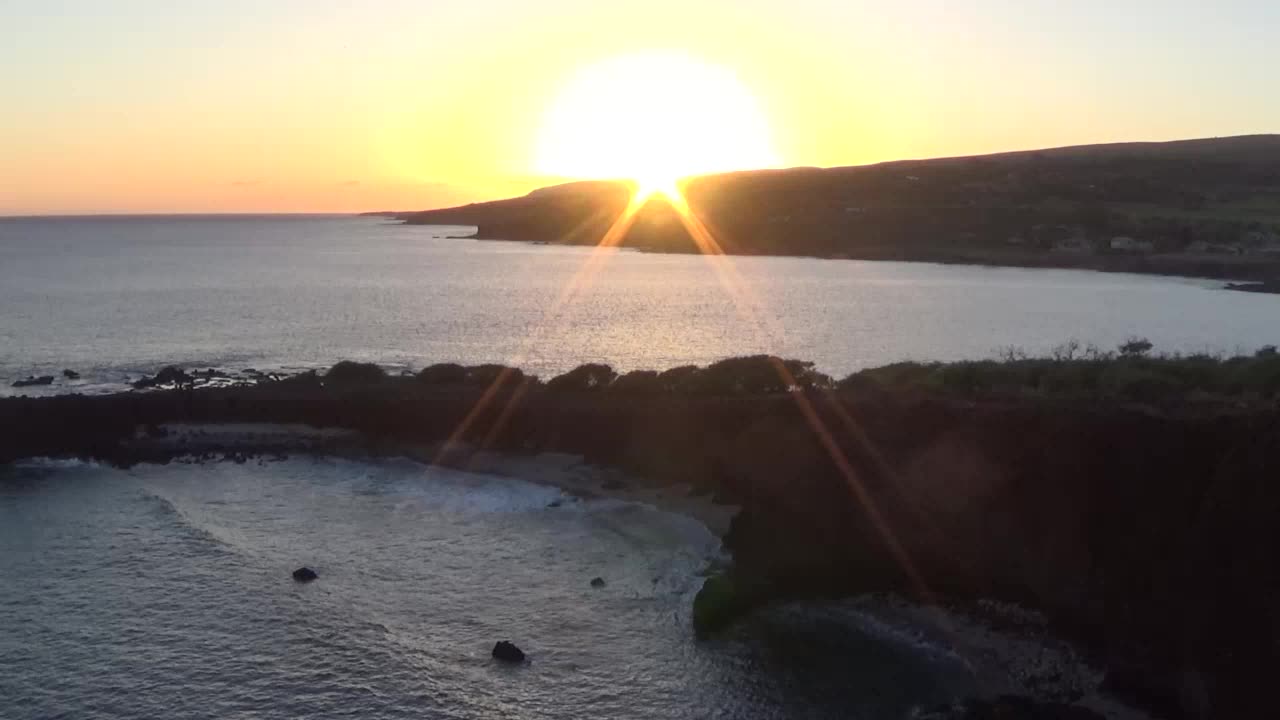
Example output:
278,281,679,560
324,361,386,385
546,363,616,391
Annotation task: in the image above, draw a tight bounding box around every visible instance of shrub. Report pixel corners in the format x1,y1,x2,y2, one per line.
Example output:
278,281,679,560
843,344,1280,403
611,369,662,393
546,363,617,391
1099,363,1181,402
656,365,700,392
1038,360,1107,394
1227,355,1280,396
324,361,386,385
681,355,829,394
1050,340,1082,361
465,364,526,388
417,363,468,385
1118,337,1154,357
839,361,936,391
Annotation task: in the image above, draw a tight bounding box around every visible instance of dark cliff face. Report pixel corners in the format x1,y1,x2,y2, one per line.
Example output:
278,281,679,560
719,401,1278,719
2,378,1276,717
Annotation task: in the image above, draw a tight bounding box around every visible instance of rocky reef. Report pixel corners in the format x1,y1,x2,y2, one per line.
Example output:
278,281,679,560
2,355,1277,718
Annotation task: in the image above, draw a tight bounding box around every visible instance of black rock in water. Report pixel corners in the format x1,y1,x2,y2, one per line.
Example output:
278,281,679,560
292,567,318,582
590,577,606,588
62,369,80,380
12,375,55,388
491,641,525,663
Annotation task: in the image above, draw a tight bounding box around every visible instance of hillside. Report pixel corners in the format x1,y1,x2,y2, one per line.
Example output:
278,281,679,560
392,135,1280,283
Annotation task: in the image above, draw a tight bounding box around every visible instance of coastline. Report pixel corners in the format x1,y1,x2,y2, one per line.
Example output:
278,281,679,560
4,356,1278,718
127,423,739,537
408,225,1280,289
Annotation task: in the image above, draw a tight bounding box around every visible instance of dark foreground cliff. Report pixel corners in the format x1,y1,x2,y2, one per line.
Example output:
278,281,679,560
3,355,1278,718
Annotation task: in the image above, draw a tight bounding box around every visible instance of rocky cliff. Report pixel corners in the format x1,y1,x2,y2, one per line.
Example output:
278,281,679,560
2,368,1275,717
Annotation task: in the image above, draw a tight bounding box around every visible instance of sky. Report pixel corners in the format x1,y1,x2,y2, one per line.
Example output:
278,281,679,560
2,0,1278,215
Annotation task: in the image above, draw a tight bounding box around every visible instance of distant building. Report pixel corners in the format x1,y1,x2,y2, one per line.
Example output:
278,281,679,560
1186,240,1242,255
1052,237,1093,254
1241,230,1280,250
1110,236,1155,253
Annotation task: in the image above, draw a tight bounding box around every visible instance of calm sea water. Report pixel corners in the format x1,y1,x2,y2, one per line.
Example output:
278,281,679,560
1,215,1277,395
0,457,987,719
0,216,1174,717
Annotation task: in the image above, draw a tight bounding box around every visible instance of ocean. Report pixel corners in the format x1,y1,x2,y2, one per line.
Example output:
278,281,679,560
0,456,995,719
0,214,1259,717
1,214,1277,395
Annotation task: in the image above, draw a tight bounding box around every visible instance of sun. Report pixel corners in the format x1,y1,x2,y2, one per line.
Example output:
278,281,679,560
534,51,779,200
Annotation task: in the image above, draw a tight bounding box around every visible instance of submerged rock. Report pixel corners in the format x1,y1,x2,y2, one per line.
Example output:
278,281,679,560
491,641,525,663
12,375,55,387
590,577,606,588
292,567,318,582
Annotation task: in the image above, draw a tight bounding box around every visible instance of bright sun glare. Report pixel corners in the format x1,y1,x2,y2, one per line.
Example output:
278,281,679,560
535,52,779,200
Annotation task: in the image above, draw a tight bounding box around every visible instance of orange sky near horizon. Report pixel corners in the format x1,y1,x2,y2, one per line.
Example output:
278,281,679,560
3,0,1277,215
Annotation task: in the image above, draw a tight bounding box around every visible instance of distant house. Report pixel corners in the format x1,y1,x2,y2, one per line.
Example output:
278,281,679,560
1242,230,1279,246
1110,236,1155,253
1052,237,1093,254
1241,230,1280,253
1186,240,1242,255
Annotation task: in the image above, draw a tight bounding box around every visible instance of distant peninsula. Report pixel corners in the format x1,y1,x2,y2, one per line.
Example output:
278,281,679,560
374,135,1280,287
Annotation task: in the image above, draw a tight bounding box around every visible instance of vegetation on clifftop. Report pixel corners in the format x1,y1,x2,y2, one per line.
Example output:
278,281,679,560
391,341,1280,409
844,340,1280,404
